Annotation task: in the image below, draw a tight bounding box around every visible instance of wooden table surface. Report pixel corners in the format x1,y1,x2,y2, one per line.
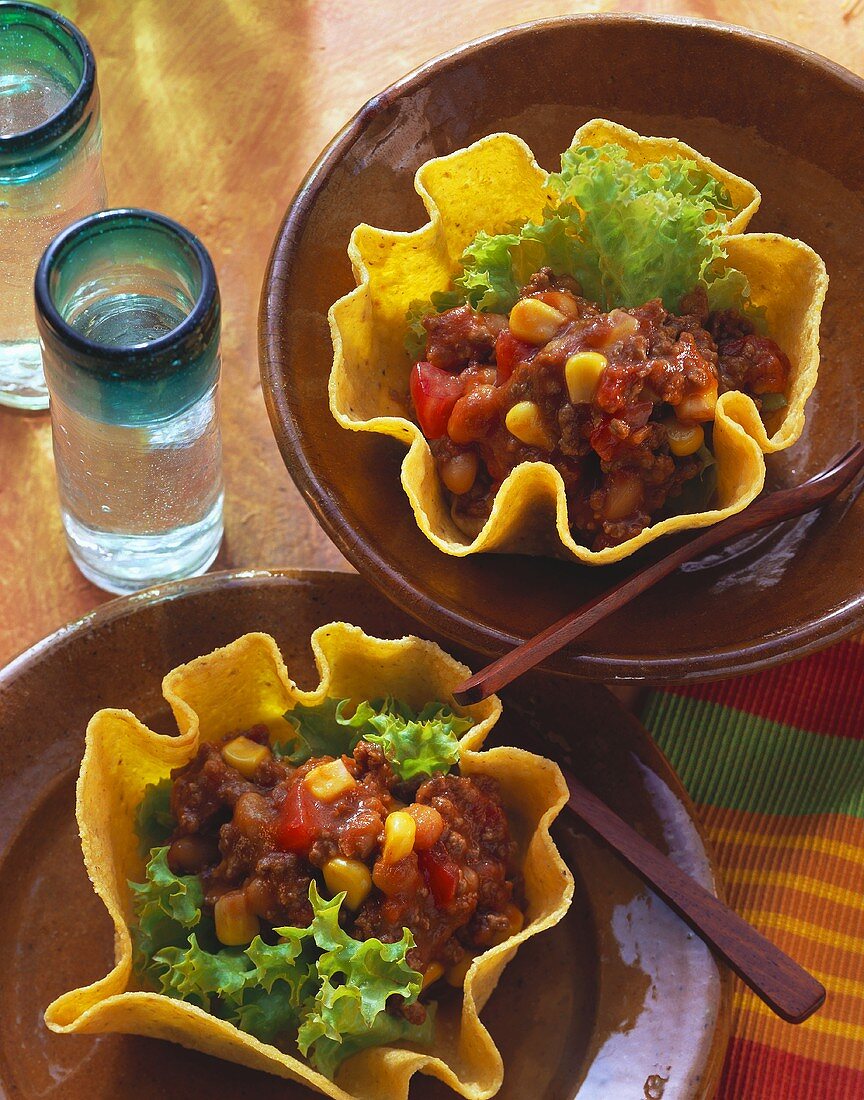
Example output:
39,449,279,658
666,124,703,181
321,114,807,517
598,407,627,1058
2,0,862,667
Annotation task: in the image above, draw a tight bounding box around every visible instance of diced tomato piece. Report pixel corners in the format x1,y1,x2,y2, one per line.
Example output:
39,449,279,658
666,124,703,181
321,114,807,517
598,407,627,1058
589,416,619,462
494,329,535,384
419,844,459,908
410,361,465,439
275,781,317,854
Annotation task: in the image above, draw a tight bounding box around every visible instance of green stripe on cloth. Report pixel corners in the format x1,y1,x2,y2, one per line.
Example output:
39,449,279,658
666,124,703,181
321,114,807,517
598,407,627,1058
641,693,864,818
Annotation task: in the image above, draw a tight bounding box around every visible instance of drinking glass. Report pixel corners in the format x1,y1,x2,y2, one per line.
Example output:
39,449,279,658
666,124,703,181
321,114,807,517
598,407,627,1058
35,208,224,594
0,1,106,410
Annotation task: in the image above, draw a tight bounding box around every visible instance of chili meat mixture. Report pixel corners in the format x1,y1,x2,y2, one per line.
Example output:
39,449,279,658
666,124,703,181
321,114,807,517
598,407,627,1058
409,271,790,550
165,726,521,1022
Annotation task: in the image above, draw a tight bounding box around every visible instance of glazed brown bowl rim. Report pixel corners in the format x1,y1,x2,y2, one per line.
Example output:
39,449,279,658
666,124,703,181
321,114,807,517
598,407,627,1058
258,13,864,683
0,568,300,685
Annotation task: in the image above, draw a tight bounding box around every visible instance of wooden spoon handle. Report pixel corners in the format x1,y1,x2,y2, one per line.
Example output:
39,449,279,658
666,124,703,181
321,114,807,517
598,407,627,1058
566,772,826,1023
452,443,864,706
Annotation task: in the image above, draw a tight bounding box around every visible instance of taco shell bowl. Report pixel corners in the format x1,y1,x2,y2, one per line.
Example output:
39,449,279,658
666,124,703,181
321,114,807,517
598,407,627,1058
328,120,828,564
44,624,574,1100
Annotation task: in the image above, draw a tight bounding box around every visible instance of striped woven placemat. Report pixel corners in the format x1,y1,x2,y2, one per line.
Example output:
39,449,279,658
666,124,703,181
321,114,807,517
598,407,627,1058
641,640,864,1099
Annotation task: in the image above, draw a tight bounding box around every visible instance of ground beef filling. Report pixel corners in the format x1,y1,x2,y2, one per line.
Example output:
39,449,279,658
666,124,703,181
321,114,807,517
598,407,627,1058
166,728,520,1019
409,272,791,550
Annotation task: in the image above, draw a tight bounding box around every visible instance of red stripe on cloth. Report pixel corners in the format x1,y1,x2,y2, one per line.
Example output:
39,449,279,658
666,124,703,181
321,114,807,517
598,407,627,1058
671,640,864,740
717,1037,864,1099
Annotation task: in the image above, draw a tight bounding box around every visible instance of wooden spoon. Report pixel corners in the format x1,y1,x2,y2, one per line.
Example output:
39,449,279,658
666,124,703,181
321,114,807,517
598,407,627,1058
447,452,864,1024
562,766,825,1024
453,443,864,707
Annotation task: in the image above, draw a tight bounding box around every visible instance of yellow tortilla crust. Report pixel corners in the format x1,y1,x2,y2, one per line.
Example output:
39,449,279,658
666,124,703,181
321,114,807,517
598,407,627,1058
328,119,828,564
44,625,573,1100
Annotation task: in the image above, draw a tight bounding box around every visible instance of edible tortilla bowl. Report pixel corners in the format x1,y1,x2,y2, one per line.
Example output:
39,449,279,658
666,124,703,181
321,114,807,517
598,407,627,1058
328,120,827,564
44,625,573,1100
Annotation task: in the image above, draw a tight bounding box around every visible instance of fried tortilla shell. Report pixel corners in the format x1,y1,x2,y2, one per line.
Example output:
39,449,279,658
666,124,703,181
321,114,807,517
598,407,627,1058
45,625,573,1100
328,119,828,564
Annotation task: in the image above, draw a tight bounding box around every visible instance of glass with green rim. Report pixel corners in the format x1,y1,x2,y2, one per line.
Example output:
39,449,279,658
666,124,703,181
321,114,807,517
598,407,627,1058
0,0,106,410
35,208,224,594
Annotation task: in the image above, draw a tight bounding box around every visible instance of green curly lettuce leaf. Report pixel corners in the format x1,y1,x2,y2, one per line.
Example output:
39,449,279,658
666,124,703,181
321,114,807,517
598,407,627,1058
130,847,203,929
150,929,317,1044
154,933,253,1010
245,929,318,998
404,141,754,337
306,1002,437,1079
134,778,175,855
454,231,523,311
276,697,360,765
291,883,425,1074
452,217,584,315
547,143,747,311
275,696,472,779
299,883,421,1028
129,846,207,972
353,699,471,780
129,865,433,1074
229,986,304,1044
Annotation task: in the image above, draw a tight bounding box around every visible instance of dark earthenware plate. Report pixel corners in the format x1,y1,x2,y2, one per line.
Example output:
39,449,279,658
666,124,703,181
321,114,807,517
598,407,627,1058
260,15,864,683
0,569,728,1099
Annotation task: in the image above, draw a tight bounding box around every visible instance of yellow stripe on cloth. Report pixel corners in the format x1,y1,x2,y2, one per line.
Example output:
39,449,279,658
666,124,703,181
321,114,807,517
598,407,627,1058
810,970,864,1002
739,909,864,957
725,868,864,913
707,819,864,871
641,671,864,1085
734,988,864,1070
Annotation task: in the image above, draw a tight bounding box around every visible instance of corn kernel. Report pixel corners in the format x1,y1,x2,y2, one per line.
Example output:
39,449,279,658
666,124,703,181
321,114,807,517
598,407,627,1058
564,351,608,404
676,383,718,423
215,891,260,946
222,736,270,779
323,857,373,911
446,955,475,987
505,400,553,450
304,758,356,802
422,962,445,989
665,419,705,457
382,810,416,864
508,297,567,345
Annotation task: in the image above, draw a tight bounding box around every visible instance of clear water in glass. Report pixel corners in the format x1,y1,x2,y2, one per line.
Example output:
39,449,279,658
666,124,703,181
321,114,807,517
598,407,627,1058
0,66,70,134
0,6,106,409
38,210,224,594
52,294,223,593
0,148,106,405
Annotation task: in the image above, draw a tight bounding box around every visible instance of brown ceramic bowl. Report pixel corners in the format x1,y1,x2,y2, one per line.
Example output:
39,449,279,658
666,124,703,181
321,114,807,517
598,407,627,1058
260,14,864,684
0,570,728,1098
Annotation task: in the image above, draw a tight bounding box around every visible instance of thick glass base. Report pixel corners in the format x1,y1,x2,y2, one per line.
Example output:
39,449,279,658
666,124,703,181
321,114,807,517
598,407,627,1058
0,341,49,410
61,495,224,594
